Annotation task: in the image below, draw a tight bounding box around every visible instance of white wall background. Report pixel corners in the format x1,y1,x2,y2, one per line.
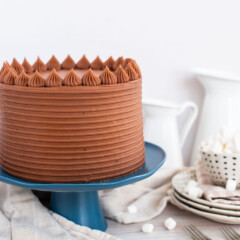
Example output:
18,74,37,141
1,0,240,165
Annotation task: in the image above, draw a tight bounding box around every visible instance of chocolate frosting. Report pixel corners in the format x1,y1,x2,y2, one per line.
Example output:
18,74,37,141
63,69,82,86
99,66,117,85
28,71,45,87
76,55,90,69
22,58,33,73
15,71,30,86
61,55,75,70
46,69,62,87
115,65,129,83
82,69,101,86
125,63,138,80
0,79,144,182
122,58,132,68
11,58,24,74
33,57,47,72
3,69,17,85
104,56,115,70
46,55,61,71
0,65,12,83
113,56,124,70
0,62,7,76
91,56,104,70
0,55,144,183
131,60,142,78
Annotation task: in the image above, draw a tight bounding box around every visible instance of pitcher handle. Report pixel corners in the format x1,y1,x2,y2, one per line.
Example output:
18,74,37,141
178,101,198,148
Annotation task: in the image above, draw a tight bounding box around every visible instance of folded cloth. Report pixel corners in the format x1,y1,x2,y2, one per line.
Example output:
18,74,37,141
0,183,119,240
196,159,240,205
100,168,179,224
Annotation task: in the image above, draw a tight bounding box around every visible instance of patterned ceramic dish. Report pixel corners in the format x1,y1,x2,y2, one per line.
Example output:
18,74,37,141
170,192,240,224
200,150,240,187
172,168,240,211
173,190,240,217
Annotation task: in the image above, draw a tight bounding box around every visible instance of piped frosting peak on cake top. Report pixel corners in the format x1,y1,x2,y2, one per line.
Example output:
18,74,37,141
22,58,33,73
131,60,142,78
76,55,90,69
46,69,62,87
104,56,115,71
82,69,101,86
0,55,141,87
63,69,82,86
33,57,47,72
0,64,16,83
91,56,104,70
61,55,75,70
99,66,117,85
115,65,129,83
15,71,30,86
47,55,61,71
113,56,124,70
3,69,18,85
28,71,45,87
125,63,138,80
11,58,24,74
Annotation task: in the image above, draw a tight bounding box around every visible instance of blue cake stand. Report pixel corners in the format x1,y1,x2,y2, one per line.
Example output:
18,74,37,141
0,142,166,231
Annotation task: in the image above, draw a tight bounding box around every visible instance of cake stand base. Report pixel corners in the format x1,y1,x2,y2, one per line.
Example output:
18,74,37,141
0,142,166,231
51,191,107,231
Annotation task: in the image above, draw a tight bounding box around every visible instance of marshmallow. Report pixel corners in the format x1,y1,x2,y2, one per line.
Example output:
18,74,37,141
211,141,222,153
200,127,240,154
142,223,154,233
188,186,203,198
226,179,237,192
164,218,177,230
127,204,137,214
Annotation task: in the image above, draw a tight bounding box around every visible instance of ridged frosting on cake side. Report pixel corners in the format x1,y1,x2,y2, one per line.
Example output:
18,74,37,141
0,80,144,183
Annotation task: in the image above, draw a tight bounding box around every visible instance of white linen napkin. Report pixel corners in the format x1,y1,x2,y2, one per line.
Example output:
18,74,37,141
0,183,119,240
100,168,179,224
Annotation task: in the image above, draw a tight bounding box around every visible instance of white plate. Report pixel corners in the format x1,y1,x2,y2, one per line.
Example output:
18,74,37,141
171,192,240,224
174,190,240,217
172,168,240,211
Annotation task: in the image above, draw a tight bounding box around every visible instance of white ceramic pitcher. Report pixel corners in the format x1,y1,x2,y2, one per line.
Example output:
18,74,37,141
191,69,240,165
143,99,198,169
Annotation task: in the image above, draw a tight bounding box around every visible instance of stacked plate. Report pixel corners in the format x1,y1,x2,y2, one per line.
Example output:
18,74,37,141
171,168,240,224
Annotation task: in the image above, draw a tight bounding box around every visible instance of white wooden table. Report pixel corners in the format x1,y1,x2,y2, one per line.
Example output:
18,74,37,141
107,203,235,239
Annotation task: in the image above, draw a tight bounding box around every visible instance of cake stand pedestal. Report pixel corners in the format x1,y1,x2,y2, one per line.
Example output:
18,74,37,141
0,142,166,231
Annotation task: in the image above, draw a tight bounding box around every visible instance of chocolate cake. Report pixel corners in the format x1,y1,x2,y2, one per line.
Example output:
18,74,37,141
0,55,145,183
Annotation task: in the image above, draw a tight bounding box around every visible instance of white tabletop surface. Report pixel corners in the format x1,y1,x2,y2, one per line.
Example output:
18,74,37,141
107,203,236,239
